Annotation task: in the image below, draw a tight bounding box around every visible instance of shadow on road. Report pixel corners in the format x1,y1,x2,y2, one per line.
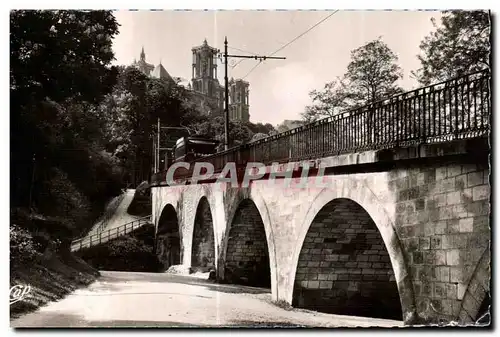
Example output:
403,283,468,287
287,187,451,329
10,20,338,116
13,311,311,328
97,271,271,295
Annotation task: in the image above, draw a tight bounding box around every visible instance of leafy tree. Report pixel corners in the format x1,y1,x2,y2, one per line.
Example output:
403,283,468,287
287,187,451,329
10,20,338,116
10,10,121,234
302,78,351,122
192,116,253,148
344,38,403,105
10,10,119,104
303,38,403,145
303,38,403,122
413,10,490,85
245,122,276,135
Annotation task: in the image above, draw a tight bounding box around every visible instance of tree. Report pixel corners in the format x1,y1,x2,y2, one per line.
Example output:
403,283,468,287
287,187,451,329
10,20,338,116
192,116,253,148
302,78,352,122
245,122,276,135
303,38,403,145
344,38,403,105
10,10,120,211
10,10,119,105
303,38,403,122
413,10,490,85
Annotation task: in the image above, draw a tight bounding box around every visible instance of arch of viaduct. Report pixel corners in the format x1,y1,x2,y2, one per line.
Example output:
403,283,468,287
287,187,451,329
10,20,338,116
152,146,490,325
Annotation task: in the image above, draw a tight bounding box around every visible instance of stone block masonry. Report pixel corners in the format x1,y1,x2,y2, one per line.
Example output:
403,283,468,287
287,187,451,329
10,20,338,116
224,199,270,287
191,197,215,272
394,160,490,323
152,139,490,325
293,198,401,320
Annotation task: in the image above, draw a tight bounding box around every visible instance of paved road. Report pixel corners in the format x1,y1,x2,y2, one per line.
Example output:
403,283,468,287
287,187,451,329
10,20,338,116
11,271,403,328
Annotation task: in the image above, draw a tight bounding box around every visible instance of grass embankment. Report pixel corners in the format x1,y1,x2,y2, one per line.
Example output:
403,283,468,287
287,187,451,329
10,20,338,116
76,224,161,272
10,212,101,320
10,251,100,320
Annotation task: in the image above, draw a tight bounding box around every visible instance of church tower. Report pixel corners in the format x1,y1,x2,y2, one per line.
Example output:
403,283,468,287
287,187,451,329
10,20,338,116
191,39,222,100
133,46,154,76
229,78,250,122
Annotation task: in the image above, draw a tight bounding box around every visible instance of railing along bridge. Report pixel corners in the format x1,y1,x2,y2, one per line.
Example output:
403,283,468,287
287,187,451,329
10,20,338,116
152,70,490,185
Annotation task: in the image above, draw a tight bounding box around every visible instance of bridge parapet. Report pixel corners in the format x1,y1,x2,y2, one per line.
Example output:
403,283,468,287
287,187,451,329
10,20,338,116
152,70,490,186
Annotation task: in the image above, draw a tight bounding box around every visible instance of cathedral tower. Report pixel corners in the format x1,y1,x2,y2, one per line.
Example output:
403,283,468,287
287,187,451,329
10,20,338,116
132,46,154,76
191,39,222,101
229,78,250,122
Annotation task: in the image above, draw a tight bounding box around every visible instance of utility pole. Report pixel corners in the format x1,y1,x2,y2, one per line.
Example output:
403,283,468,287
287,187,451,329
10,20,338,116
152,119,193,173
157,118,160,172
224,37,229,151
221,37,286,150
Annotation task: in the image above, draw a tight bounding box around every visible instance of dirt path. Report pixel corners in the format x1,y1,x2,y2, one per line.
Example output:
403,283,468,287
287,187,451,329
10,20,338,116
11,271,403,328
101,189,139,231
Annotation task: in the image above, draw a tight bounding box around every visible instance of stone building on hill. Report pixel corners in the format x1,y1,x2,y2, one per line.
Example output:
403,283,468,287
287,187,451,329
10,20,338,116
132,39,250,122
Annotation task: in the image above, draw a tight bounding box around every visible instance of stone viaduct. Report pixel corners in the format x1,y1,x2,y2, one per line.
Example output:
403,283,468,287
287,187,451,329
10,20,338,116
151,138,490,325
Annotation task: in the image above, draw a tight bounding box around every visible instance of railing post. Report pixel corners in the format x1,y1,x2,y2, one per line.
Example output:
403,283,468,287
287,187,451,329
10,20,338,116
422,87,427,142
454,79,459,139
99,233,102,244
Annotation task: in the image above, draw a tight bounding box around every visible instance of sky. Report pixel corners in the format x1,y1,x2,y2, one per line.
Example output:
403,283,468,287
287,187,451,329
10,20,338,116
111,10,441,125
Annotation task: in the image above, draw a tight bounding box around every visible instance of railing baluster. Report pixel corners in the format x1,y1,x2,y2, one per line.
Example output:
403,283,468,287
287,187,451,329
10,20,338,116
422,88,426,141
454,80,459,138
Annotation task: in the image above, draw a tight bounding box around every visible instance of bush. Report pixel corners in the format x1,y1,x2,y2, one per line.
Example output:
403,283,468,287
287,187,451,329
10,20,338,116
10,224,42,264
77,224,161,272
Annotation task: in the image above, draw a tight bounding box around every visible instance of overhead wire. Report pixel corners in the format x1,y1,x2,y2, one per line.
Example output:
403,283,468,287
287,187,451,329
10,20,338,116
241,10,339,79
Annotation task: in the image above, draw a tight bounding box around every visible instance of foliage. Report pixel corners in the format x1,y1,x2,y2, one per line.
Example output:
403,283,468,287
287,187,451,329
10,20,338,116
37,168,92,229
413,10,490,85
10,10,122,237
303,38,403,122
250,133,269,142
245,122,276,135
191,116,254,147
77,225,161,272
302,78,351,122
10,224,42,263
98,66,205,184
10,10,119,104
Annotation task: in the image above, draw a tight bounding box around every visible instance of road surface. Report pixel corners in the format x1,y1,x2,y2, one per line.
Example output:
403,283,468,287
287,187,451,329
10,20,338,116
11,271,403,328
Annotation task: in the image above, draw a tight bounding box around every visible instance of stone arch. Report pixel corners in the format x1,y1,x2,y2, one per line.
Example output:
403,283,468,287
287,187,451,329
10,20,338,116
458,247,491,324
220,189,276,290
290,184,416,323
156,203,181,271
292,198,402,320
182,186,219,269
191,196,216,272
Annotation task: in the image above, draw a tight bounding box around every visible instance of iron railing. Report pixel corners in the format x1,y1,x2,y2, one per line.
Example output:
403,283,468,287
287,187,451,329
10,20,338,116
71,215,151,252
152,70,490,185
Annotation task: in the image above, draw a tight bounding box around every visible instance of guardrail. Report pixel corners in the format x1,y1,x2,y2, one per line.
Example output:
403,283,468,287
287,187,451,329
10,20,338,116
151,70,490,185
71,215,151,252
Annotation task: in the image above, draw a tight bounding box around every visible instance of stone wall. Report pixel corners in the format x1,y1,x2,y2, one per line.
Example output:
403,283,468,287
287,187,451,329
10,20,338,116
293,198,401,320
191,197,215,272
224,199,270,287
392,160,490,323
151,141,490,325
